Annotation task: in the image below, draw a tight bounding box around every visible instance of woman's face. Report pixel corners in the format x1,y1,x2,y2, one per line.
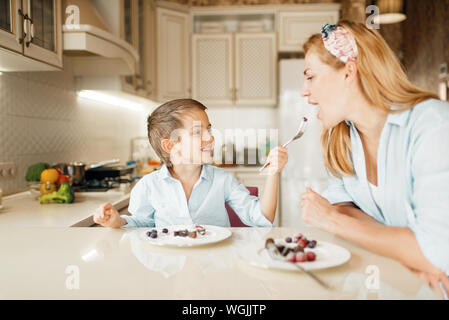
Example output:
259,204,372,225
301,51,350,130
170,109,215,166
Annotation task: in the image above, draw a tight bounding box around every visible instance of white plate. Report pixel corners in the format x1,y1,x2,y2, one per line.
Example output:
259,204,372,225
139,224,232,247
238,238,351,271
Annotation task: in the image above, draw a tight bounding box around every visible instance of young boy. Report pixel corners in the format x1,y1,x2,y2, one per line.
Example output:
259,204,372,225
93,99,288,228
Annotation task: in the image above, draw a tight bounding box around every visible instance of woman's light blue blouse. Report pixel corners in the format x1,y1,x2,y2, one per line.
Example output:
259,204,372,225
321,99,449,273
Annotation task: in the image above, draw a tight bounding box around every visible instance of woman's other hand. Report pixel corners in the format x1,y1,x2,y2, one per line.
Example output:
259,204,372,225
300,187,337,233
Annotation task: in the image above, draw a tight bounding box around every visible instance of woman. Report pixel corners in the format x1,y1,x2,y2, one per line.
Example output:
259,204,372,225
299,21,449,298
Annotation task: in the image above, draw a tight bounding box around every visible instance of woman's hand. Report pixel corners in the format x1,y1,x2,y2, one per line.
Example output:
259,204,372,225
300,187,337,233
406,266,449,299
264,146,288,175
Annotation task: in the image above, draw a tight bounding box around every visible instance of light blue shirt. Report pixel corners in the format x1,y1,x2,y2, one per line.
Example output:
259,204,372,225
321,99,449,273
121,164,273,228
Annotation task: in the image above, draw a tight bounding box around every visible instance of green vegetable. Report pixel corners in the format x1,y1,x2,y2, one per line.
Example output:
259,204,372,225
38,181,75,204
25,162,50,182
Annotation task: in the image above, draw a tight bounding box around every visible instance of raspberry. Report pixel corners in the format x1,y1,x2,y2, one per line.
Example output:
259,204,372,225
286,252,296,262
306,252,316,261
295,252,307,263
297,239,308,248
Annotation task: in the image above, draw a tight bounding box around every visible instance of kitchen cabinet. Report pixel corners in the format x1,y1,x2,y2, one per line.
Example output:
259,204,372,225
192,32,276,107
0,0,62,71
0,0,22,53
235,33,276,106
117,2,189,102
278,10,339,52
120,0,139,94
192,33,233,106
156,6,190,102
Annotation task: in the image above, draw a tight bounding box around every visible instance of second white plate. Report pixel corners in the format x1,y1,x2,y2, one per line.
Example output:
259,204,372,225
238,239,351,271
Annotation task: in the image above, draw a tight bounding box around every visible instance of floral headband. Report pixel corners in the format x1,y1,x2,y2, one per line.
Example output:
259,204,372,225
321,24,358,64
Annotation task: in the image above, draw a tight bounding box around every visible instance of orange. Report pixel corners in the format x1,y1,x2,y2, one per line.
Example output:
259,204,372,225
40,169,59,183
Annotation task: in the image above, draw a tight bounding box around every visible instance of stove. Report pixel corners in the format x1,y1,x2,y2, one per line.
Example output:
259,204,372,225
72,177,132,192
71,164,136,192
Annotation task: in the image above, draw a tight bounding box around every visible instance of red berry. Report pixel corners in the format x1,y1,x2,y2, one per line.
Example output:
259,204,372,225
297,239,308,248
295,252,307,263
286,252,296,262
306,251,316,261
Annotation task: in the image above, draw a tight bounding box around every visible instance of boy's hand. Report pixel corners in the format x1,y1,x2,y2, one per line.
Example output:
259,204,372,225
93,202,126,228
264,146,288,175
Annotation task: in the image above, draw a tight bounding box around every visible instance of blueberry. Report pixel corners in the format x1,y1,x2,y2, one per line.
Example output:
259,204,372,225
285,237,292,243
146,231,152,237
150,233,158,239
162,228,168,233
151,229,157,234
308,240,317,248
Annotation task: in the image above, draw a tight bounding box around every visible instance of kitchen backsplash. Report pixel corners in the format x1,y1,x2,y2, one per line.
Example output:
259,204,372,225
0,57,278,195
0,57,148,195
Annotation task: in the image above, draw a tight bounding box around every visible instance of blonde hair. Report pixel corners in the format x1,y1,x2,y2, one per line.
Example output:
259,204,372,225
303,20,438,178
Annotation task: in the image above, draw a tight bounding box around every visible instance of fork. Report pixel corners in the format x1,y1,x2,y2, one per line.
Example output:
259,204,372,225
259,117,308,173
264,240,332,290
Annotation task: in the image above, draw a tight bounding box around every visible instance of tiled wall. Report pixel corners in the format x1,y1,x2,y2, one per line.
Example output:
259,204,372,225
0,57,278,195
0,57,149,195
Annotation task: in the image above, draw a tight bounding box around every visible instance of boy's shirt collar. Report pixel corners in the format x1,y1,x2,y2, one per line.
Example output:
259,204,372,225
158,164,211,181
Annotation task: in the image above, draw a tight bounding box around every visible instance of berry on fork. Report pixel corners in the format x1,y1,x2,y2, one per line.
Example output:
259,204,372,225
297,238,308,248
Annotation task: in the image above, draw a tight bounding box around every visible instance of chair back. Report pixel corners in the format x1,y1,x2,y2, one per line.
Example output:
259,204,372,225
225,186,258,227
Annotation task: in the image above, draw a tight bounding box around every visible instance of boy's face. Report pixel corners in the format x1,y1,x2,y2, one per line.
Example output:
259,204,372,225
170,109,215,166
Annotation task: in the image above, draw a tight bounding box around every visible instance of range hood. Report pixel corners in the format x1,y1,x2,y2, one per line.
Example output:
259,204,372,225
62,0,138,77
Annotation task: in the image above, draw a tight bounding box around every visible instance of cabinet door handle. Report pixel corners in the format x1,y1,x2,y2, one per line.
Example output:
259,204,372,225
18,9,27,44
25,17,34,47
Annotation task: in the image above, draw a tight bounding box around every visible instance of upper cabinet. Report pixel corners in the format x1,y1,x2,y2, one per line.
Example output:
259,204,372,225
192,33,233,106
234,33,276,106
156,7,190,102
278,7,339,52
0,0,63,71
0,0,22,53
192,32,276,107
22,0,63,67
119,0,157,101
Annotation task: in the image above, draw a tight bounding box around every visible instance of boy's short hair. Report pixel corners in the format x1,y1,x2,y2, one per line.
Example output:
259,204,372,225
147,99,207,168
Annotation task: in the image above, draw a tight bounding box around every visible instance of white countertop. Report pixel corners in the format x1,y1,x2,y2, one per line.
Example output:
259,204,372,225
0,226,440,299
0,190,130,227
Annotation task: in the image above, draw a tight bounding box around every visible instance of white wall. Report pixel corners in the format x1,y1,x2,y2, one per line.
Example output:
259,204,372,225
0,57,149,195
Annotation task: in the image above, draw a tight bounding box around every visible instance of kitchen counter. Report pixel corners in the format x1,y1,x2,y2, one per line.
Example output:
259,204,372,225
0,190,130,227
0,226,440,300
